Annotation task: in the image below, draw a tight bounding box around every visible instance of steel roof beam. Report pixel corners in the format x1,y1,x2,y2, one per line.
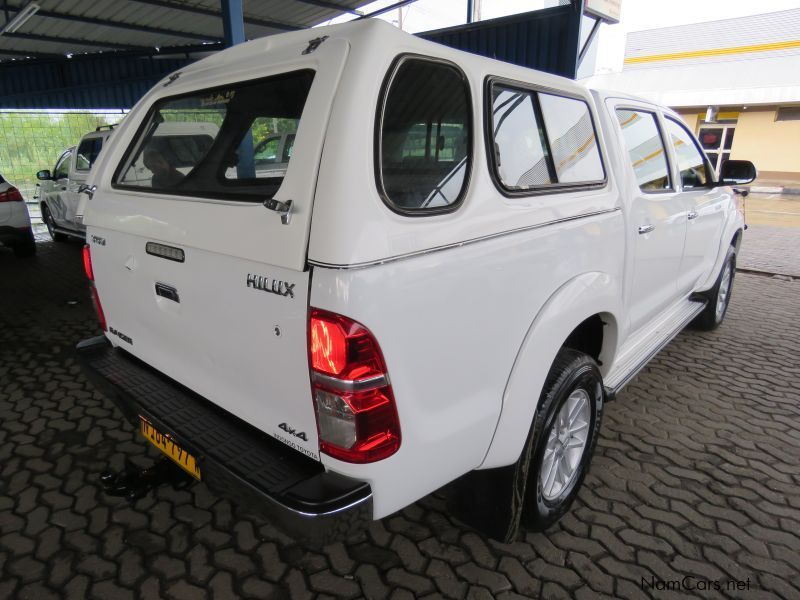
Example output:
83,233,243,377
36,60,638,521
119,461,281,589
5,31,149,50
124,0,301,32
292,0,361,15
32,8,222,42
358,0,419,19
0,47,59,59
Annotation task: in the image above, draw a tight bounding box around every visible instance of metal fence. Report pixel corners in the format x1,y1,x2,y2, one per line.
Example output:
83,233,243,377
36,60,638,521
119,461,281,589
0,109,127,223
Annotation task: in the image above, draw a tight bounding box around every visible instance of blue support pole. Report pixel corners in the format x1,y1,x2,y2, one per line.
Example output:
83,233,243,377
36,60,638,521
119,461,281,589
221,0,255,179
221,0,245,47
467,0,474,23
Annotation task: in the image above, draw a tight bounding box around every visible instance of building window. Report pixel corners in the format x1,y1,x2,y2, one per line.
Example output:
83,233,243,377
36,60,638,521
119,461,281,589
776,107,800,122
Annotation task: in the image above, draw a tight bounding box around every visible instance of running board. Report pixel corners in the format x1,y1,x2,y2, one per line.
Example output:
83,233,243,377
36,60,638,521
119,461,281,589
604,299,706,399
53,225,85,239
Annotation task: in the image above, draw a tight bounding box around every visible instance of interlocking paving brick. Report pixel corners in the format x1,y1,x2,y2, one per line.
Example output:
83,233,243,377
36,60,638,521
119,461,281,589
1,239,799,598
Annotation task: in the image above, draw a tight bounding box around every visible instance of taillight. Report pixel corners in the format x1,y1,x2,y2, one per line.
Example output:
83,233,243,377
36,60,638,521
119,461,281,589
82,244,94,281
90,286,107,332
0,187,23,202
83,244,106,331
309,309,400,463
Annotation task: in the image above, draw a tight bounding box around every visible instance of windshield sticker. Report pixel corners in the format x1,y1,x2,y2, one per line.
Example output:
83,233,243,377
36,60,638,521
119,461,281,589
200,90,235,107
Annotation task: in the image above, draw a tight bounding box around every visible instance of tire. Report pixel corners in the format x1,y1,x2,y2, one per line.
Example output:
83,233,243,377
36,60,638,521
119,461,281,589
522,348,604,531
42,205,68,242
691,245,735,331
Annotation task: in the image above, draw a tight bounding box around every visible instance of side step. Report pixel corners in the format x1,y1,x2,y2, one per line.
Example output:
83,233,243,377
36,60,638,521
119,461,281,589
604,299,706,399
53,225,85,239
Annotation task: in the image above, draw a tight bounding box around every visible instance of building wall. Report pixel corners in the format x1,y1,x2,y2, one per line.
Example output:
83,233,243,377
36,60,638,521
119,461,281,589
731,109,800,176
676,110,699,131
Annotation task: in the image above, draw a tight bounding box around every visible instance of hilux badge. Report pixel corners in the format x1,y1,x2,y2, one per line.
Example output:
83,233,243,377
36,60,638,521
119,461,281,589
246,273,295,299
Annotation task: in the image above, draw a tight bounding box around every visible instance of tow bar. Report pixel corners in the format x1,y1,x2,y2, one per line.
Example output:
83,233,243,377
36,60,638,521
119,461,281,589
99,457,195,502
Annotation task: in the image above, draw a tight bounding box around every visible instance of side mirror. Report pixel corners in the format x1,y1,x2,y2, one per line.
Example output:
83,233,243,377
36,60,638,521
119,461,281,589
719,160,757,186
36,169,52,181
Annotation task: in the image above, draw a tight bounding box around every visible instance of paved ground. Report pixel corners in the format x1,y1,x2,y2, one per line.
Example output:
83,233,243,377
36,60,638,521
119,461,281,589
1,239,799,600
739,225,800,278
744,193,800,230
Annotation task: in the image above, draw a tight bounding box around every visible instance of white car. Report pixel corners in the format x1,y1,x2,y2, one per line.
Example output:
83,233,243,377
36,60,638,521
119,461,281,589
37,126,116,241
0,173,36,258
76,20,755,543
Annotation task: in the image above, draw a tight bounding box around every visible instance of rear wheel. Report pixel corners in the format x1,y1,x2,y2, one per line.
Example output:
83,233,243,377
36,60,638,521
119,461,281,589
522,348,604,531
42,205,67,242
691,246,735,331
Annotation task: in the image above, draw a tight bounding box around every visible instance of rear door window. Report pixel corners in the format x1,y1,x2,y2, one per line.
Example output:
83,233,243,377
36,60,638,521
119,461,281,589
615,109,671,191
114,70,314,201
377,57,471,214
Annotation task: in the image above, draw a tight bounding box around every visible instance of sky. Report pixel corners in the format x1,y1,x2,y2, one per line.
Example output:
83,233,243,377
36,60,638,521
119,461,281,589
320,0,800,75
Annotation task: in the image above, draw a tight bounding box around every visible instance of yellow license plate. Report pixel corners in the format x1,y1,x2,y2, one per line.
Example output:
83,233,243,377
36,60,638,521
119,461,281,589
139,418,201,480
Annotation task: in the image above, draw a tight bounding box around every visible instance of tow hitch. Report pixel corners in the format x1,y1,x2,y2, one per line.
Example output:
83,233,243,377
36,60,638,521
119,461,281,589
99,457,195,502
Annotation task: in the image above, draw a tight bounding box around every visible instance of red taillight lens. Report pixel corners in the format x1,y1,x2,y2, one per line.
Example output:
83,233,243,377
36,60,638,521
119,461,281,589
82,244,94,281
90,285,107,332
82,244,106,331
310,316,348,375
309,309,400,463
0,187,23,203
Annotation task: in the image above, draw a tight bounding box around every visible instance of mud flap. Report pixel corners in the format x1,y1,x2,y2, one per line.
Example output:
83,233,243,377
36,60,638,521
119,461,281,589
447,429,537,543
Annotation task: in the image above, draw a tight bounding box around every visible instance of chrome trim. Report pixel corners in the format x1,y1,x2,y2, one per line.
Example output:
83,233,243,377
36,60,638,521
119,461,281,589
312,372,389,393
289,491,373,519
308,207,622,270
638,224,655,235
78,184,97,200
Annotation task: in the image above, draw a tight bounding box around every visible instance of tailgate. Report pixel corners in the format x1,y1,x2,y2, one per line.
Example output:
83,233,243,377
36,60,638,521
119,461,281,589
85,38,350,461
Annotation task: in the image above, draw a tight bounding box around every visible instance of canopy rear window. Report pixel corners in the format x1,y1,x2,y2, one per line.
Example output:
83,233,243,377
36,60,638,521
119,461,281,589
113,70,315,201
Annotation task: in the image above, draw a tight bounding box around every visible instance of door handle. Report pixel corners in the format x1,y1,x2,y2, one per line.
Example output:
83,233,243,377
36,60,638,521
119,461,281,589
155,282,180,303
78,184,96,199
687,210,698,220
638,224,655,235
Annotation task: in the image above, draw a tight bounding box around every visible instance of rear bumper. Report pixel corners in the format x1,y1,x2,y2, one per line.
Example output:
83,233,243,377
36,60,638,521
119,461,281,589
76,335,372,544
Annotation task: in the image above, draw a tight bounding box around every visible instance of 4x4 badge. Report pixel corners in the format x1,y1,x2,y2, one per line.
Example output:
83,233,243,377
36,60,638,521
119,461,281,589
279,422,308,441
246,273,295,299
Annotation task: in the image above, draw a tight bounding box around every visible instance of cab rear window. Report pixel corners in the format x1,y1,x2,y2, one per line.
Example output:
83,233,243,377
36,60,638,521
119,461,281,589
113,70,314,201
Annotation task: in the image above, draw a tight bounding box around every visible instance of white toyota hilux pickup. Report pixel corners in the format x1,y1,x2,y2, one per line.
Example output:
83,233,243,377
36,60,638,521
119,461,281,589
76,20,755,543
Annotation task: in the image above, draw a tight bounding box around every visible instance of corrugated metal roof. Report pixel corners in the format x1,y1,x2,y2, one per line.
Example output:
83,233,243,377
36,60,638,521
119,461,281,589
421,4,581,79
0,0,372,63
585,9,800,107
624,8,800,70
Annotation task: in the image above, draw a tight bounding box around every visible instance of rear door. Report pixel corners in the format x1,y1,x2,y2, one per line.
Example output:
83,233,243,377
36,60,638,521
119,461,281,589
610,102,687,332
46,149,73,226
86,39,350,460
67,135,105,230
